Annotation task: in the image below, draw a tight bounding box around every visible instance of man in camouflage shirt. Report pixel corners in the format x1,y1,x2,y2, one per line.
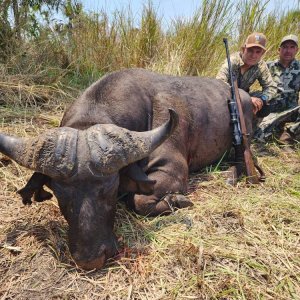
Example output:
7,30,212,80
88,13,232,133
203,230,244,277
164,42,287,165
254,34,300,144
217,32,277,115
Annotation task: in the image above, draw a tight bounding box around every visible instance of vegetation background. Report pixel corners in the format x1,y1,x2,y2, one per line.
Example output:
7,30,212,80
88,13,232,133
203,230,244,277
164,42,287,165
0,0,299,106
0,0,299,299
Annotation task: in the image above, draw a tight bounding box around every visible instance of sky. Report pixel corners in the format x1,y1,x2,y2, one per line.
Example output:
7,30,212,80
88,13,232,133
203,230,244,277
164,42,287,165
82,0,201,20
80,0,299,25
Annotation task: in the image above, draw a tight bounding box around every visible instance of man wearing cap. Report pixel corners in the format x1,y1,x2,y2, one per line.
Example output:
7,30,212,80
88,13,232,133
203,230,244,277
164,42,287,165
216,33,277,182
217,32,277,115
255,34,300,144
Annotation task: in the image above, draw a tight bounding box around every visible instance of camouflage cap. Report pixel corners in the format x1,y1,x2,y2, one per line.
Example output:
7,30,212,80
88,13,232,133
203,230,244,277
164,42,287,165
280,34,298,46
244,32,266,50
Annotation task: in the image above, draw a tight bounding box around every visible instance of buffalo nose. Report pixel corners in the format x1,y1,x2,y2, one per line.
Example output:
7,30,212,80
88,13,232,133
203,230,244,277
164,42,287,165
70,238,118,270
75,254,107,270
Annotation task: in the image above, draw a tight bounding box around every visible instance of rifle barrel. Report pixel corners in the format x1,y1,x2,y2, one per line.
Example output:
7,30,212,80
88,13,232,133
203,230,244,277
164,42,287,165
223,38,242,146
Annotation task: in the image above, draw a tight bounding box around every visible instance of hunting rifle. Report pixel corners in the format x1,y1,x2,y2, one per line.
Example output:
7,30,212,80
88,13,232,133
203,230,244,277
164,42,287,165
223,38,264,184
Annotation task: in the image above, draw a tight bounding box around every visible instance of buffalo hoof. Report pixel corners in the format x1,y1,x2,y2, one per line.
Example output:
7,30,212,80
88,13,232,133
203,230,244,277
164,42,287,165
163,194,193,212
18,187,53,205
34,188,53,202
21,197,32,205
17,188,33,205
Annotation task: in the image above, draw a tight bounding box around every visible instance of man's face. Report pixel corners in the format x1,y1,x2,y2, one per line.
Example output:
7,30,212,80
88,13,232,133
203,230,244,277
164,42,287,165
241,46,265,66
279,41,298,65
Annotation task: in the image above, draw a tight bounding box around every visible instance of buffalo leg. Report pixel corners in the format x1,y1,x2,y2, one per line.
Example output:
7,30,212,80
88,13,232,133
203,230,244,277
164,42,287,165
123,166,193,216
124,190,193,217
18,172,52,205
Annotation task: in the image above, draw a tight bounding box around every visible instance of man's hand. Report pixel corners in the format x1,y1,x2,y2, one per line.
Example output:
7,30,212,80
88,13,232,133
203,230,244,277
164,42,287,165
251,97,263,114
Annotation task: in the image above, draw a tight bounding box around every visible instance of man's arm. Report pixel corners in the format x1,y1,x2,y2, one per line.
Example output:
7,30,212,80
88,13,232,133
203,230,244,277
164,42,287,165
250,60,278,114
257,60,278,102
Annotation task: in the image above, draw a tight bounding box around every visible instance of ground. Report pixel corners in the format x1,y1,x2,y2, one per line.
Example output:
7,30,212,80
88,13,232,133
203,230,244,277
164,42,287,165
0,108,299,299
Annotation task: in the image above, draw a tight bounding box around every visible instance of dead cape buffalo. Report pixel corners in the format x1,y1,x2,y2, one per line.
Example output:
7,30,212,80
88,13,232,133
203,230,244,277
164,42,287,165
0,68,254,270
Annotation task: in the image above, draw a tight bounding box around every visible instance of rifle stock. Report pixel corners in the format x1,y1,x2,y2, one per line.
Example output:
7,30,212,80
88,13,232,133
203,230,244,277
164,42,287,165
233,81,260,184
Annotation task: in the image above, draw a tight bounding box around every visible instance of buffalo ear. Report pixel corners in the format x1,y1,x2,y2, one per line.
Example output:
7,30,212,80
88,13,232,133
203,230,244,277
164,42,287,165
119,163,156,195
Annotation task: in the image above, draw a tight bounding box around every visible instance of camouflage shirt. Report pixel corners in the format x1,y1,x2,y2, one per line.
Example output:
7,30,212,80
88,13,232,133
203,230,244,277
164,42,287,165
267,59,300,111
216,52,277,102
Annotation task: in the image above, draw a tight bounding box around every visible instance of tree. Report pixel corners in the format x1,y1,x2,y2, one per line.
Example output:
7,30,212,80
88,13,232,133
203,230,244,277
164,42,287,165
0,0,82,61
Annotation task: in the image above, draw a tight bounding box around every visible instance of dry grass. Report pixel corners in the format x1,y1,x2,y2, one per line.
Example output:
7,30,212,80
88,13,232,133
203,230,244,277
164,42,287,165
0,108,299,300
0,0,299,298
0,71,76,108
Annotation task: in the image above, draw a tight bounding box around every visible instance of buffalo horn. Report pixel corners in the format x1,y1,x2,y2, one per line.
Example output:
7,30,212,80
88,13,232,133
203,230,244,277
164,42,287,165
87,109,178,174
0,127,78,178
